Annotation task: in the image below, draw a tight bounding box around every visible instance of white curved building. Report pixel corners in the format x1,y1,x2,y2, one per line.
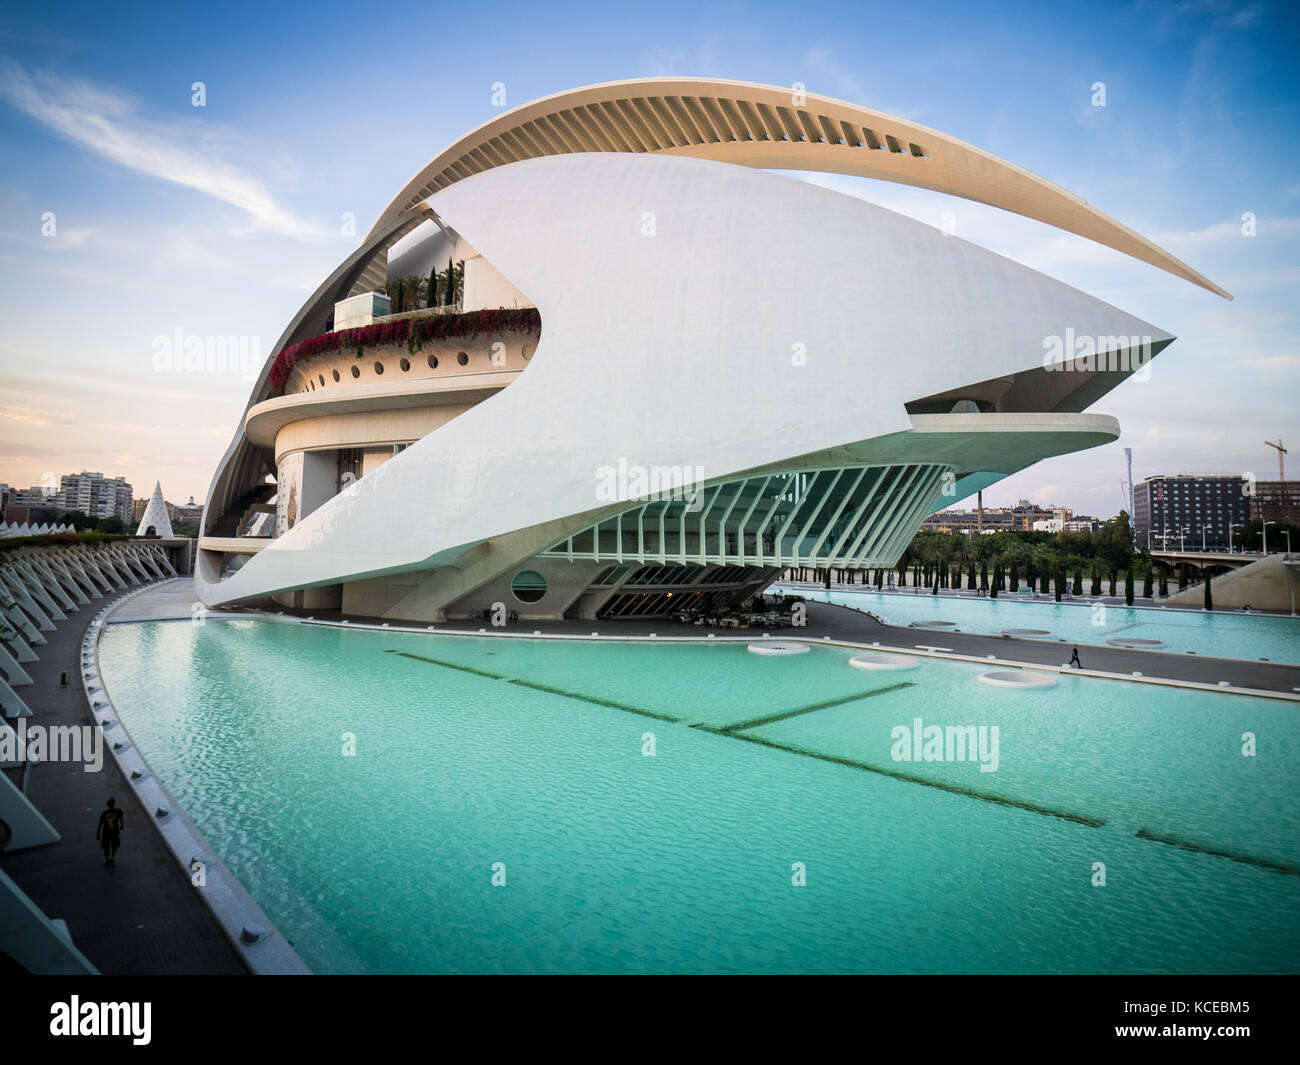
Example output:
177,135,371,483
196,78,1227,622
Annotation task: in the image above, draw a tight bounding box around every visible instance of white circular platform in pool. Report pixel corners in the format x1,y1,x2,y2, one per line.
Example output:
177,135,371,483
848,652,919,671
977,670,1058,690
747,641,811,656
1001,628,1052,638
908,620,958,630
1107,637,1166,649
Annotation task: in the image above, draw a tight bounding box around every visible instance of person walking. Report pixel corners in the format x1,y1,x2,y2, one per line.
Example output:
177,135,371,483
1068,646,1082,670
96,798,124,866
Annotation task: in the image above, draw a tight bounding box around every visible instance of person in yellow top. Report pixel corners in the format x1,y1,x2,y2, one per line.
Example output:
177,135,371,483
96,797,124,866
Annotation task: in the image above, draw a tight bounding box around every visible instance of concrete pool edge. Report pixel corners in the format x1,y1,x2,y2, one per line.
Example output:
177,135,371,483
96,583,312,975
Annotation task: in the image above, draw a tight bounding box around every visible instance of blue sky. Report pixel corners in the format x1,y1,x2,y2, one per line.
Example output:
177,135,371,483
1,0,1296,513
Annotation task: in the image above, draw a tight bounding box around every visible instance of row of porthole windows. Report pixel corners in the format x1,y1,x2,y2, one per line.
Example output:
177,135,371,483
300,344,533,392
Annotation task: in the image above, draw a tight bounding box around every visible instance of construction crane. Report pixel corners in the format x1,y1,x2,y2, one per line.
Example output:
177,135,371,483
1266,439,1287,481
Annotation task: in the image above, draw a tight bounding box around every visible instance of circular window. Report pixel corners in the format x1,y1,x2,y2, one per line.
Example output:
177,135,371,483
332,369,340,382
456,351,468,366
511,570,546,604
374,361,384,375
400,357,410,372
521,344,533,360
427,354,438,369
351,365,360,378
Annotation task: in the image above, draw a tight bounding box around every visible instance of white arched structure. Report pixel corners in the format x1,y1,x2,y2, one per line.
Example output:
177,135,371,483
196,78,1225,623
369,77,1231,300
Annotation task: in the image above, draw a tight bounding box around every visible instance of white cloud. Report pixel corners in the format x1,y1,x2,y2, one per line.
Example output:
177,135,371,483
1242,354,1300,372
800,47,924,121
0,60,329,241
1,405,75,427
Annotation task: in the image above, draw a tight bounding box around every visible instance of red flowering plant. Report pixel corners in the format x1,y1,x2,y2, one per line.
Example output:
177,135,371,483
267,308,541,395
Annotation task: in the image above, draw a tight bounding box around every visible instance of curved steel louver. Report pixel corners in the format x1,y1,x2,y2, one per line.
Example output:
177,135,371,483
368,77,1229,300
541,464,954,570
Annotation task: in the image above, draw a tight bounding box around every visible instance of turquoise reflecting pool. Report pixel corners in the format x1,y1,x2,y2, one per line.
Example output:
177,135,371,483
778,586,1300,664
99,619,1300,974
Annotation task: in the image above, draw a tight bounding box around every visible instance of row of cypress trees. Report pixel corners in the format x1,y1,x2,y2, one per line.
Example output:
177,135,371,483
387,260,464,314
894,559,1163,605
816,560,1216,611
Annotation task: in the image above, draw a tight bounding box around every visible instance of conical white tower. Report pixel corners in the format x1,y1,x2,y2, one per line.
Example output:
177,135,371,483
136,481,174,538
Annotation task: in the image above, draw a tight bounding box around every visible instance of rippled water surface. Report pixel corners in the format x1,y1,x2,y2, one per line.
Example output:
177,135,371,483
99,619,1300,973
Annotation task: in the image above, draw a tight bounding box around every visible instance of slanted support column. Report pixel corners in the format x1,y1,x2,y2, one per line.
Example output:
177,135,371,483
90,552,128,589
0,637,33,686
60,556,99,599
0,868,98,974
115,547,150,583
0,572,55,632
0,641,33,685
133,548,164,580
22,559,76,613
34,558,84,605
0,676,34,718
0,765,60,847
9,562,67,620
0,594,45,646
71,552,115,593
121,549,149,583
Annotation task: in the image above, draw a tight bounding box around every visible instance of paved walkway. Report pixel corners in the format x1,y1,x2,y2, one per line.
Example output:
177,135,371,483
0,582,247,974
109,579,229,622
804,603,1300,695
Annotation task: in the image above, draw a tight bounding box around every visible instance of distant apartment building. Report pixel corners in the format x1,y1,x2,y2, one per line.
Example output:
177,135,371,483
923,500,1058,534
1133,474,1249,549
3,482,38,524
1031,506,1075,532
57,471,134,522
1249,480,1300,527
8,485,57,507
924,507,1001,533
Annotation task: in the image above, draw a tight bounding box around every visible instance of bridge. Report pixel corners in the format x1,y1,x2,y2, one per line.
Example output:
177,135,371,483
1146,549,1295,576
1149,549,1259,575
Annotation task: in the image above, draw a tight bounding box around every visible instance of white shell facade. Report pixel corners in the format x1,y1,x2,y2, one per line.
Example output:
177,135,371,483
196,79,1221,623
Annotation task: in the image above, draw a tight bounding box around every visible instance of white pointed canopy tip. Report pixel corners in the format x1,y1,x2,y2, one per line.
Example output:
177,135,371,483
136,481,174,539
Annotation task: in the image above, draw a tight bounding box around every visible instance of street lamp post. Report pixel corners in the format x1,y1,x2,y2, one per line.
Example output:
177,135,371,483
1180,526,1189,552
1202,525,1212,552
1228,524,1241,554
1263,520,1276,555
